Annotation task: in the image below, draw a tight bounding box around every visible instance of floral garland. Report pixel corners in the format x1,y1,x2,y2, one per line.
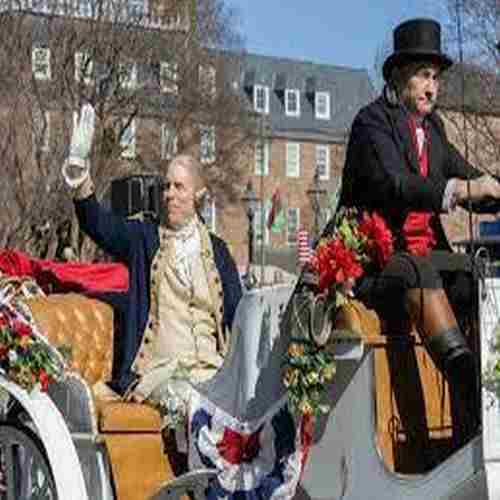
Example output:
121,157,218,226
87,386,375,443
0,301,64,393
283,207,394,419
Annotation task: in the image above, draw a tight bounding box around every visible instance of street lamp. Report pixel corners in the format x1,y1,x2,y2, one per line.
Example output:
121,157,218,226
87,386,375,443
307,168,327,240
242,180,259,286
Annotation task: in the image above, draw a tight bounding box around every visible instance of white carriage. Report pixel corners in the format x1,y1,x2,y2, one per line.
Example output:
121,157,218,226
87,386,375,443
1,260,500,500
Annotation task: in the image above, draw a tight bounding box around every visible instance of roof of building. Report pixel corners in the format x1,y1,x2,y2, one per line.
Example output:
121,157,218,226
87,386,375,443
236,52,376,142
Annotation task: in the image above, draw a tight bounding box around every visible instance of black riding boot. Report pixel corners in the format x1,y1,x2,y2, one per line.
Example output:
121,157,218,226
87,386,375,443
425,328,479,449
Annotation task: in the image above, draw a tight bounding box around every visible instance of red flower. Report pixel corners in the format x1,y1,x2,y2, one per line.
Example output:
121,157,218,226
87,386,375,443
311,239,363,292
12,321,32,338
0,345,8,358
0,315,8,328
358,211,394,268
38,369,51,392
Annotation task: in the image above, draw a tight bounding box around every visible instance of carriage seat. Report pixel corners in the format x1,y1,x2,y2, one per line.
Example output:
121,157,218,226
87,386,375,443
25,293,171,500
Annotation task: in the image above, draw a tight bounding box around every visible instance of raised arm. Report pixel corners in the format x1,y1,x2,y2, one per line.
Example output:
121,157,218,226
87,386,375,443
63,103,149,261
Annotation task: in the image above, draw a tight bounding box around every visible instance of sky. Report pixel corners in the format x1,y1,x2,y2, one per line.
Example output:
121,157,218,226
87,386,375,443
226,1,450,84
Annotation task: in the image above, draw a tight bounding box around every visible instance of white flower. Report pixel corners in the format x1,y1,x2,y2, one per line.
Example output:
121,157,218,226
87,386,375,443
8,350,17,364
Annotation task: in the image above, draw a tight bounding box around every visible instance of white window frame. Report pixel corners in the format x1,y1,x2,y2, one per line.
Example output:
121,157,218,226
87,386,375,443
315,91,331,120
286,142,300,178
200,125,216,164
254,140,269,176
199,64,216,99
253,85,269,114
78,0,92,17
128,0,144,18
160,61,178,94
160,123,178,160
201,196,216,233
285,89,300,117
254,203,270,246
286,207,300,246
119,62,137,90
315,144,330,180
75,51,94,85
32,47,51,80
120,118,136,158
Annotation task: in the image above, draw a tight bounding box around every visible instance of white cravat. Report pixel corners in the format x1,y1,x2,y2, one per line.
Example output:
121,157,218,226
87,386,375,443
164,218,201,287
416,126,426,156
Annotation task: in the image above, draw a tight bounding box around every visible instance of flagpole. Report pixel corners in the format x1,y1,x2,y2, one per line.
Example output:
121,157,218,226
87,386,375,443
260,114,267,286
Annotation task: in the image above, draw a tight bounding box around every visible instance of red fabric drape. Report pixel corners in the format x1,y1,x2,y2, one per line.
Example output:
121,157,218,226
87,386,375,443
0,249,129,293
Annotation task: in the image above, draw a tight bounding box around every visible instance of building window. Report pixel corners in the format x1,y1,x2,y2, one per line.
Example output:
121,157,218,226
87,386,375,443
79,0,92,17
120,119,136,158
285,89,300,117
33,110,50,152
286,142,300,177
315,92,331,120
315,145,330,180
254,203,270,246
160,61,178,94
254,140,269,176
128,0,144,18
287,208,300,246
160,124,177,160
254,85,269,114
201,196,216,232
119,62,137,89
75,51,94,85
200,125,215,164
199,64,216,99
32,47,51,80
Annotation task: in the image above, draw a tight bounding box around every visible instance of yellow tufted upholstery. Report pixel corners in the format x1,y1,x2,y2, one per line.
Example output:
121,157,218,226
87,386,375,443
25,293,172,500
27,293,114,385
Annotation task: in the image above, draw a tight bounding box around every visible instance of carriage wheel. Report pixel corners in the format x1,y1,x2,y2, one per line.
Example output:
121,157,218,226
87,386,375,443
0,423,57,500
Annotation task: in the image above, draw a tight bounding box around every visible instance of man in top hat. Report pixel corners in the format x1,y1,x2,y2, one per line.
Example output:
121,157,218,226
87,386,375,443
338,18,500,451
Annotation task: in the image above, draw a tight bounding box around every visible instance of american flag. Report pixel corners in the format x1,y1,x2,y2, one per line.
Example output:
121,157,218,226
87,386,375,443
297,229,312,267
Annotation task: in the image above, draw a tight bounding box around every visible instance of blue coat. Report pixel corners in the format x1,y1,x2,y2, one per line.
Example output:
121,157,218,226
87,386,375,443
74,195,242,395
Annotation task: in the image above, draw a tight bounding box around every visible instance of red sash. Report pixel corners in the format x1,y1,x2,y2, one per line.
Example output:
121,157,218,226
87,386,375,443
402,117,436,256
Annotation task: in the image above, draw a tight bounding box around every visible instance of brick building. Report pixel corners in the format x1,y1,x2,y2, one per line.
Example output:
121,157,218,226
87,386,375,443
216,53,375,270
0,0,375,271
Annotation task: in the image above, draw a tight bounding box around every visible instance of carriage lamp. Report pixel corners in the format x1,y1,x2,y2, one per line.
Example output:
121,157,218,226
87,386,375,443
307,169,327,239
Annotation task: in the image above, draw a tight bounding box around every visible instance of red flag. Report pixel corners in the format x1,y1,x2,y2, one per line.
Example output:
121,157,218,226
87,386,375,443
266,188,282,229
297,230,312,267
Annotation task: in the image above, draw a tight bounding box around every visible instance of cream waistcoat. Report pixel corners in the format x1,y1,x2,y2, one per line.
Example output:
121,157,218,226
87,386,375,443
130,218,226,400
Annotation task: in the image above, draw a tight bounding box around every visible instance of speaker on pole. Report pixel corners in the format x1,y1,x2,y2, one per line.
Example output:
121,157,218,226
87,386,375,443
110,174,164,223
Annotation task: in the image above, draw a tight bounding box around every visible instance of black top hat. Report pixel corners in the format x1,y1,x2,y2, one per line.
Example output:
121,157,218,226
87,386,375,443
383,18,453,82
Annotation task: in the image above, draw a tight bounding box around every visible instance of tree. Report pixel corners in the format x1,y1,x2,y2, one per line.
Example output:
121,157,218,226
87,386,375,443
0,0,254,261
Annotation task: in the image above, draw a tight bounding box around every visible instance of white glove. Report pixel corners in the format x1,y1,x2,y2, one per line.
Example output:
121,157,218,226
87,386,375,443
62,103,95,188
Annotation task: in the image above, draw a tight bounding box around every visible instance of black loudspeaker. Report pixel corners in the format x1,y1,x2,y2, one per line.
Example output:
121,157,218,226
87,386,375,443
111,174,164,223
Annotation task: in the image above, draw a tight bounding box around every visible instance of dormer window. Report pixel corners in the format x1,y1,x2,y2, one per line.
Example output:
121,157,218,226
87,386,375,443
254,85,269,114
285,89,300,117
315,91,330,120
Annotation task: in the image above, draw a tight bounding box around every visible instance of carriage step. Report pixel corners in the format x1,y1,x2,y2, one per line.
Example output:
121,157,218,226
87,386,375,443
150,469,218,499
